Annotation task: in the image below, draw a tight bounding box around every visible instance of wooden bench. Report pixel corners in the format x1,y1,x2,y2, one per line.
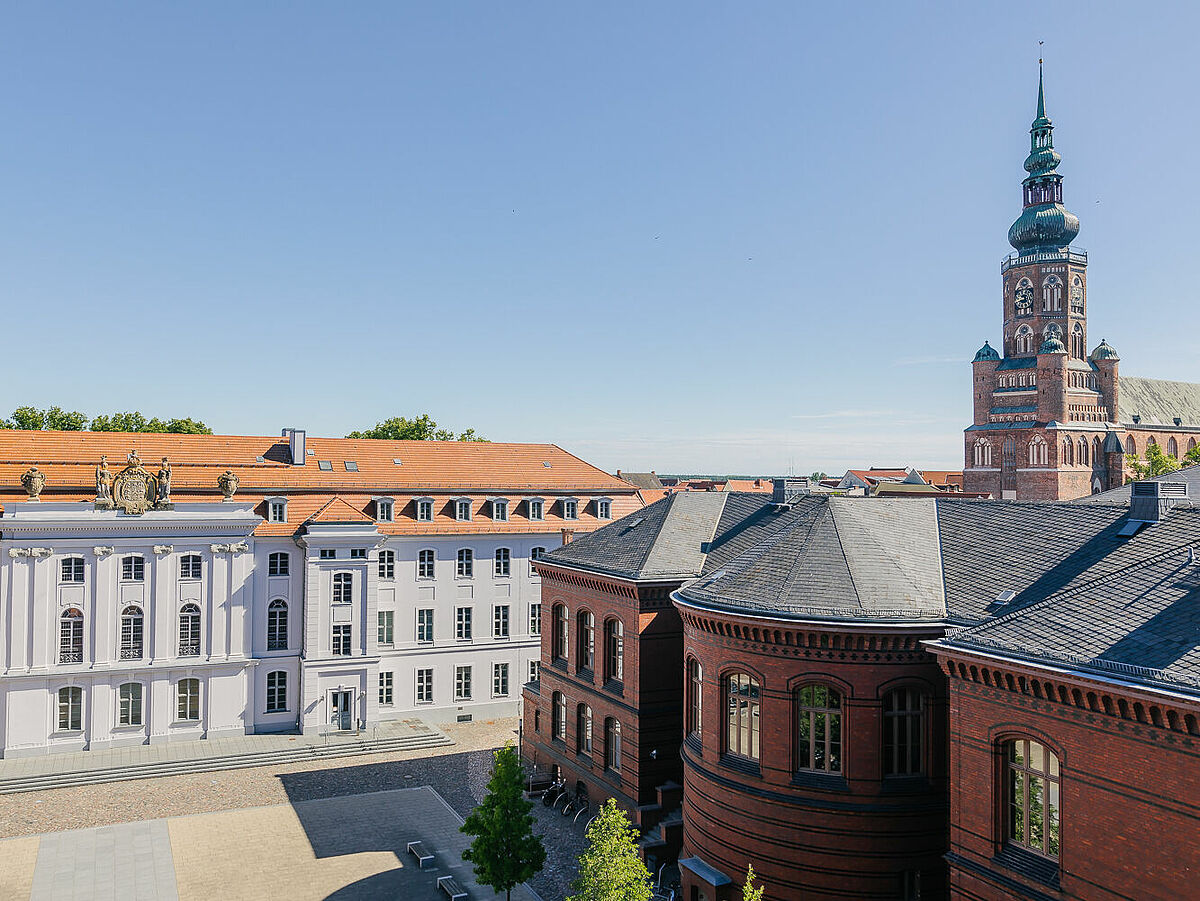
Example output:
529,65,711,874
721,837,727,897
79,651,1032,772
406,840,434,869
437,875,468,900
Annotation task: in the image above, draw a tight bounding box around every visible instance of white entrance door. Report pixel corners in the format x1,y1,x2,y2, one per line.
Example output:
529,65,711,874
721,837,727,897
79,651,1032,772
330,691,354,731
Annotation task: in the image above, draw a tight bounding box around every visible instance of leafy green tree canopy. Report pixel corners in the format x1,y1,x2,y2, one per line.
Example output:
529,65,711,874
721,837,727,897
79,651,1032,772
347,414,487,442
1186,443,1200,466
742,863,765,901
1126,442,1183,480
0,407,212,434
460,743,546,901
567,798,652,901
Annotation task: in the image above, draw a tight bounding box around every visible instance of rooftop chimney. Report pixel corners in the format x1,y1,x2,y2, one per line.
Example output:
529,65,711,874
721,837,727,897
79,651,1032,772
282,428,306,466
560,528,575,545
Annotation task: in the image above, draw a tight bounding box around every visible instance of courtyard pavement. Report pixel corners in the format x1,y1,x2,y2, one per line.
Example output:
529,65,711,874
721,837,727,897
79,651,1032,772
0,786,540,901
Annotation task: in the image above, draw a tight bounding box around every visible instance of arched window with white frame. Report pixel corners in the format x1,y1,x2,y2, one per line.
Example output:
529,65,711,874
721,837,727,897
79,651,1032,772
267,599,288,651
120,605,144,660
1042,275,1062,311
59,609,84,664
178,604,201,657
1028,436,1048,466
973,439,992,467
1015,325,1034,355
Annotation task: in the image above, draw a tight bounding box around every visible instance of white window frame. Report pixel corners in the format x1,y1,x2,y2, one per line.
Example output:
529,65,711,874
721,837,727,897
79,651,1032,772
416,668,434,704
528,660,540,683
378,549,395,580
417,549,435,579
493,662,510,698
373,497,395,523
60,557,85,583
561,497,579,520
333,572,353,604
493,604,510,639
266,497,288,524
491,498,509,521
456,606,473,641
454,498,472,522
121,555,145,582
455,665,473,701
527,498,545,521
378,609,395,646
416,607,435,643
456,548,474,578
179,554,202,580
415,498,434,523
529,602,542,636
595,497,612,520
494,547,511,578
378,671,394,706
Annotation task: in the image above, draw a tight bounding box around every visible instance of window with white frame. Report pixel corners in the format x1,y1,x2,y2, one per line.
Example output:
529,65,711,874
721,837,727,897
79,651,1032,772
455,665,472,700
493,662,509,697
596,498,612,519
120,606,144,660
268,499,287,523
118,682,143,727
416,667,433,703
378,610,394,645
60,557,85,583
492,498,508,521
456,607,473,641
493,604,510,639
378,549,395,579
1028,436,1048,466
333,572,353,603
494,547,511,577
121,555,145,582
179,554,202,580
178,604,201,656
267,600,288,650
266,671,287,713
456,548,473,578
378,672,394,705
350,548,366,560
528,498,544,521
416,608,434,643
416,499,433,522
58,686,83,731
375,498,394,522
418,549,435,579
332,624,351,656
455,499,472,521
319,549,336,560
562,498,578,520
528,660,540,683
530,546,545,576
529,602,542,636
177,679,200,721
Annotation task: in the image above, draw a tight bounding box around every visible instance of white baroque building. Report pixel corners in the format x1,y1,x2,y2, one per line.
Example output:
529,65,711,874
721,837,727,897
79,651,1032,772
0,429,640,758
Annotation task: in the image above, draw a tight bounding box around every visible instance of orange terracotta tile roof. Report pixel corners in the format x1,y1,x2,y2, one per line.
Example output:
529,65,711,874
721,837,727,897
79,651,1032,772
723,478,775,493
307,496,377,525
0,431,643,537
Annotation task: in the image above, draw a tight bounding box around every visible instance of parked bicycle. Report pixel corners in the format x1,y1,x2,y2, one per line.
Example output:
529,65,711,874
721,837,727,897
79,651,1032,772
541,777,567,808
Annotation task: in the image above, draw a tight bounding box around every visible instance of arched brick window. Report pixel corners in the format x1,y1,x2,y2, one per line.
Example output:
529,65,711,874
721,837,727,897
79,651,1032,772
1002,437,1016,466
1189,437,1198,455
1042,275,1062,311
1061,438,1073,466
1078,437,1088,466
796,684,842,774
1004,738,1060,859
605,718,622,772
1028,436,1048,466
551,691,566,742
1015,325,1034,355
687,658,703,739
1125,436,1137,456
725,673,761,761
576,704,592,754
973,439,992,467
1167,437,1179,459
577,610,594,672
604,618,624,683
551,604,569,662
882,687,925,777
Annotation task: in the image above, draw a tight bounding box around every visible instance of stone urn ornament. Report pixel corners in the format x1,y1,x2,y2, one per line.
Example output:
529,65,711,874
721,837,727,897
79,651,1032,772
21,466,46,501
217,469,240,500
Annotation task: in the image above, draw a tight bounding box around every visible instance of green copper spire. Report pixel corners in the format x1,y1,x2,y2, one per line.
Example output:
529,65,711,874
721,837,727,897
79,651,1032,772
1008,61,1080,253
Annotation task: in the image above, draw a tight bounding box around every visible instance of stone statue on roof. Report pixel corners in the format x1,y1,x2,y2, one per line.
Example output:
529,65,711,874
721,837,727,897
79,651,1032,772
95,456,114,508
217,469,239,500
21,466,46,501
155,457,172,506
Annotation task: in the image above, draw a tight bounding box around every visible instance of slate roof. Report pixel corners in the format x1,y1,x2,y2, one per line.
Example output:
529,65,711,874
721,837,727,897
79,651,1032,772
1118,376,1200,427
540,491,781,581
1073,463,1200,507
936,533,1200,693
617,471,664,490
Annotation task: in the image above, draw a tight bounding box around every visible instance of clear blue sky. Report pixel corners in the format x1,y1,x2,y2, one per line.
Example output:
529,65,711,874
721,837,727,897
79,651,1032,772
3,3,1198,475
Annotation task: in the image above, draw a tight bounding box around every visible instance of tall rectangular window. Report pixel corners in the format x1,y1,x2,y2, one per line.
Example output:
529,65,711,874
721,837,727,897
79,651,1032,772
493,605,510,639
493,663,509,697
332,624,351,656
528,660,540,683
121,555,144,582
60,557,85,582
725,673,761,761
266,671,287,713
687,658,703,738
378,550,395,579
267,600,289,650
377,610,394,646
416,608,434,643
494,548,511,577
492,499,508,521
177,679,200,721
456,549,473,578
416,500,433,522
120,606,144,660
59,610,84,664
178,605,201,657
333,572,352,603
455,499,472,521
456,607,473,641
563,499,578,520
529,603,541,636
528,499,544,521
1007,739,1061,859
269,501,287,523
378,672,394,705
417,549,435,578
455,665,472,700
376,499,394,522
416,668,433,704
118,683,143,727
597,499,611,519
796,684,841,774
883,688,925,777
58,687,83,732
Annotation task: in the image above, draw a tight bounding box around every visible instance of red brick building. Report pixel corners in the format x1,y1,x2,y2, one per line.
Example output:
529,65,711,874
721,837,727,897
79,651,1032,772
963,69,1200,501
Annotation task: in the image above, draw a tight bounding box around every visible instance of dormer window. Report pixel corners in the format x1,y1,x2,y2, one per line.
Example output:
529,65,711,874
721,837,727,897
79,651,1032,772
454,498,472,522
491,498,509,522
595,498,612,520
374,497,394,523
414,497,434,523
527,498,544,521
267,497,288,524
562,498,578,520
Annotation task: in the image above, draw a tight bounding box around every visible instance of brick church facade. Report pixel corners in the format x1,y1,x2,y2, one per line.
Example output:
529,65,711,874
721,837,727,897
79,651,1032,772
963,66,1200,501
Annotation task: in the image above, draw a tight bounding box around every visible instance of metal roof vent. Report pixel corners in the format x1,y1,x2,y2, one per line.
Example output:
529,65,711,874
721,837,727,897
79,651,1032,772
1175,417,1184,427
996,589,1017,604
771,477,811,510
543,461,552,468
392,459,403,465
1128,480,1188,528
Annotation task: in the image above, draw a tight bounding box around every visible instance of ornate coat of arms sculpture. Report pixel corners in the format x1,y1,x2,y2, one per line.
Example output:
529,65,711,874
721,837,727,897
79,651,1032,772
109,451,174,514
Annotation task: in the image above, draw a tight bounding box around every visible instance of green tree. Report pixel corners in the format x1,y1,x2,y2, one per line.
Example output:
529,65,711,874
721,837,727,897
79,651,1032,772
347,414,487,441
810,471,829,483
567,798,652,901
459,743,545,901
1126,442,1182,480
742,864,765,901
1,406,87,430
1185,443,1200,466
90,412,212,434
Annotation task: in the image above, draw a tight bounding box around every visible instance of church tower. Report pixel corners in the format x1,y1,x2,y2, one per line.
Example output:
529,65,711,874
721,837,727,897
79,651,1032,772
964,65,1120,500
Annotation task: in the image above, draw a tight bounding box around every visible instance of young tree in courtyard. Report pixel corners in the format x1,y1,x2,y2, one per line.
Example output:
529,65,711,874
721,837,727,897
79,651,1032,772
742,863,765,901
1126,442,1182,480
460,743,545,901
567,798,652,901
1186,444,1200,466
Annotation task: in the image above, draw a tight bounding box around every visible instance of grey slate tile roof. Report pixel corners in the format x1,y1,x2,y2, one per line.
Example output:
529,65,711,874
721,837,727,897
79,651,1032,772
617,471,664,490
1073,463,1200,507
1118,376,1200,427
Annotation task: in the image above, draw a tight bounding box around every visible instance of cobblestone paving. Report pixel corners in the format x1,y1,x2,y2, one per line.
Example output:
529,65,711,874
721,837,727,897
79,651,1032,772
0,720,587,901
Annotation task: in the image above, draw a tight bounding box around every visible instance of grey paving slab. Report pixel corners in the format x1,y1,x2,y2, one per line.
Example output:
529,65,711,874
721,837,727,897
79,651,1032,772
30,819,179,901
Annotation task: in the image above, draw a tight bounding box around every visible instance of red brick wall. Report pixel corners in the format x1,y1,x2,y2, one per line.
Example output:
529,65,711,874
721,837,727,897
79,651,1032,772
678,603,950,901
940,656,1200,901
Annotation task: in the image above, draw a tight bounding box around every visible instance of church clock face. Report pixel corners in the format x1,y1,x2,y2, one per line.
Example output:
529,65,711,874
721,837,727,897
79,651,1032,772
1014,283,1034,317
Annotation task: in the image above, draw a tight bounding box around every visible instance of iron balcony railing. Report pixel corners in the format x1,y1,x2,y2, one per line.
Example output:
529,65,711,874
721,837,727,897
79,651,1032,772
59,650,83,664
178,643,201,657
119,646,143,660
1000,247,1087,273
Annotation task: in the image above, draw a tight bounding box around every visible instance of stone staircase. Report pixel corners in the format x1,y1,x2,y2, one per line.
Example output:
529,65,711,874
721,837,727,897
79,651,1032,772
638,780,685,867
0,728,452,795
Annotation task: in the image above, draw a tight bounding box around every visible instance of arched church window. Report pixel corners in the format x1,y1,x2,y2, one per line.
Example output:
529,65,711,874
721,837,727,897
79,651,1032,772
1078,437,1088,466
1071,276,1084,313
1003,437,1016,465
1189,437,1198,455
1028,436,1048,466
1072,323,1085,359
1042,276,1062,312
1014,279,1034,317
1125,436,1137,456
1061,438,1073,466
1094,436,1103,462
973,439,992,468
1167,437,1179,458
1015,325,1034,356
